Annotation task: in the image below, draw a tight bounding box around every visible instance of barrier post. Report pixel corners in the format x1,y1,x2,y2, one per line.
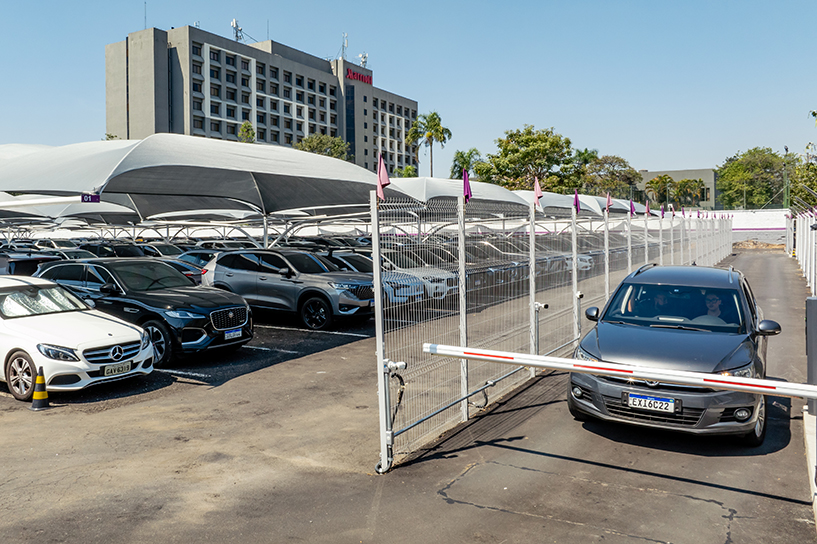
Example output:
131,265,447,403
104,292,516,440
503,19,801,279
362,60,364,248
458,195,469,421
807,297,817,415
528,202,537,377
627,212,633,273
571,206,579,341
659,215,664,265
604,208,610,301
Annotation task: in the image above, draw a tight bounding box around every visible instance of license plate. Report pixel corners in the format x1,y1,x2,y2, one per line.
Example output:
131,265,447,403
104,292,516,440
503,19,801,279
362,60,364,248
224,328,242,340
627,393,675,413
368,299,375,307
104,361,131,377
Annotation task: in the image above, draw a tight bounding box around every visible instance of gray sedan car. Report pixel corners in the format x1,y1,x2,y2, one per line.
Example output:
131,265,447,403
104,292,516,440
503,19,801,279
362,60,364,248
568,264,781,446
201,249,374,330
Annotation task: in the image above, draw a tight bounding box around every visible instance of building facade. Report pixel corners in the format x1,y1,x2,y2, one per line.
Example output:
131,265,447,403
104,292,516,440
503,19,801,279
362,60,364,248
638,168,719,210
106,26,418,174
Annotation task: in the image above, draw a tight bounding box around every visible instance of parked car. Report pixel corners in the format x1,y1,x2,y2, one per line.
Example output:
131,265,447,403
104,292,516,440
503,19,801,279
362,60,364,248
35,258,253,367
178,249,220,268
0,251,61,275
157,258,203,285
202,249,374,330
34,239,78,250
80,243,147,258
196,240,258,250
0,276,154,401
568,264,781,446
138,242,184,257
320,250,425,305
40,249,98,260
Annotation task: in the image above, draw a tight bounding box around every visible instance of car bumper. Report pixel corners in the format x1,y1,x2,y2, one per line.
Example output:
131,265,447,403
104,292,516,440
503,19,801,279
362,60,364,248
44,347,154,392
568,372,762,436
166,308,254,354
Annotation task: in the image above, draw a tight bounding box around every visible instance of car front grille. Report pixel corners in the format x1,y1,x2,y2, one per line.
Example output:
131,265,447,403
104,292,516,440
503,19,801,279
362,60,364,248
350,285,374,300
83,341,142,364
602,394,705,427
446,277,457,287
210,306,248,330
600,375,715,393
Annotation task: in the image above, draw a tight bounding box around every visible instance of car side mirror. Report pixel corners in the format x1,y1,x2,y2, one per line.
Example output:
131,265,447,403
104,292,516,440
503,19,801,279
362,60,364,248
84,299,96,308
278,267,291,277
585,307,600,322
757,319,781,336
99,282,120,295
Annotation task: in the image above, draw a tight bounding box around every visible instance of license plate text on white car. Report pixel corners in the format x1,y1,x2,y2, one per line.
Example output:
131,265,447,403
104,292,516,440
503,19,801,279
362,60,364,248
104,361,131,377
627,393,675,413
224,328,242,340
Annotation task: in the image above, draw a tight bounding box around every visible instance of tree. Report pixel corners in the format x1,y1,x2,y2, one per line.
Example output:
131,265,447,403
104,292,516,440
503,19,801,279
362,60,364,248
791,146,817,208
394,165,417,178
581,155,640,198
449,148,483,179
102,133,120,141
294,133,350,161
405,111,452,177
238,121,256,143
675,178,706,207
715,147,794,209
476,125,578,193
645,174,675,205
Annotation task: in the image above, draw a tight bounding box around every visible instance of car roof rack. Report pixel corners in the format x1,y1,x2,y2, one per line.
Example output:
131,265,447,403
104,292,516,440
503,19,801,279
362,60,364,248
633,263,657,276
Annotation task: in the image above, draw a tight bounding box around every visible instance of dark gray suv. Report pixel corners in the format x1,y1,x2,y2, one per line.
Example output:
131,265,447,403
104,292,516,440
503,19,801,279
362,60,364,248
568,264,781,446
202,249,374,330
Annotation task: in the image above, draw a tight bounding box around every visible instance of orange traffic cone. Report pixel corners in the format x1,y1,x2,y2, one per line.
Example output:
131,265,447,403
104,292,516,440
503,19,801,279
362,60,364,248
29,366,50,411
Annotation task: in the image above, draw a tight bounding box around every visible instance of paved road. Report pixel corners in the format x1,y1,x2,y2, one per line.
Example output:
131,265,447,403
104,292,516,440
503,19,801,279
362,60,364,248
0,249,813,543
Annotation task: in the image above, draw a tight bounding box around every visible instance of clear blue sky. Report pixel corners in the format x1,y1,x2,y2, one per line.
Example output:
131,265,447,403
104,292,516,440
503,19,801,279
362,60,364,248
1,0,815,176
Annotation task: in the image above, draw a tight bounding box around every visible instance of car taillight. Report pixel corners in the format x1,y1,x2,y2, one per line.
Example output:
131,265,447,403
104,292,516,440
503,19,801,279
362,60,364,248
201,269,208,274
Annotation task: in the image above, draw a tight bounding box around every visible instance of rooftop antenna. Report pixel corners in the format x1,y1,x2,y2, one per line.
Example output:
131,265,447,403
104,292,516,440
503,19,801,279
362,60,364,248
341,33,348,60
231,19,245,42
358,52,368,68
194,21,200,28
144,2,147,30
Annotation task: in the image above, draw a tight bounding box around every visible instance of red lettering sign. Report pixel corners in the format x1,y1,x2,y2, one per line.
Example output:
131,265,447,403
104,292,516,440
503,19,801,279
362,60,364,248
346,68,372,85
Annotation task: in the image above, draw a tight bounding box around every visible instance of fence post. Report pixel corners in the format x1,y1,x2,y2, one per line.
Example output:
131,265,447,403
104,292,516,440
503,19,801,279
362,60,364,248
572,206,580,341
670,214,674,265
659,215,664,265
457,195,469,422
644,215,649,265
604,208,610,301
371,191,393,474
627,213,633,273
529,202,538,377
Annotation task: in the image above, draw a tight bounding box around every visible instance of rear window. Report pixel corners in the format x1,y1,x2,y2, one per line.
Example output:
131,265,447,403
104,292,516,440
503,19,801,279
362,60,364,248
285,253,331,274
339,254,373,273
106,261,193,291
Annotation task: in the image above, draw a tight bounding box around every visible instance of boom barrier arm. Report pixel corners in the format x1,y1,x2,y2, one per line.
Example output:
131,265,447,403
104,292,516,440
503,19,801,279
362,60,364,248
424,343,817,401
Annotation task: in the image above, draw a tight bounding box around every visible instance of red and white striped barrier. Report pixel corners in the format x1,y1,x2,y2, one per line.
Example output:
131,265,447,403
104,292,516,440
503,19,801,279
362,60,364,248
423,343,817,400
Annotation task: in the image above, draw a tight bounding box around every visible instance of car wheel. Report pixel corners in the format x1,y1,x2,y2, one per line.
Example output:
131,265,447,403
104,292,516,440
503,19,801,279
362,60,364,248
300,297,333,330
143,319,173,368
741,395,766,447
6,351,36,402
567,389,590,421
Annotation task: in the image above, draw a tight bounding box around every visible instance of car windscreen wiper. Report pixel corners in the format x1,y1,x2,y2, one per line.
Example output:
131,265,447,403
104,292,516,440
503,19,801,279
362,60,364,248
649,324,710,332
602,320,631,325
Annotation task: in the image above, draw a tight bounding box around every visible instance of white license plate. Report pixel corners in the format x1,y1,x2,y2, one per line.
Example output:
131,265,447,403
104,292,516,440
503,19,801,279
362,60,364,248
224,328,242,340
104,361,131,377
368,299,375,307
627,393,675,413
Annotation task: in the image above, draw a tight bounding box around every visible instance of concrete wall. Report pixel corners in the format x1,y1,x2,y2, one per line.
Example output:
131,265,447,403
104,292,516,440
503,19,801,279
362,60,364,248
127,28,169,139
730,208,787,231
105,41,127,139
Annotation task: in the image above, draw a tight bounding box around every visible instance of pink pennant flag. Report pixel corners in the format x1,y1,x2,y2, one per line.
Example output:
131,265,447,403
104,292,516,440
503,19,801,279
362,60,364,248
573,189,581,213
645,200,651,216
463,168,472,203
376,153,390,201
681,206,685,217
671,204,675,217
630,199,635,216
660,205,664,218
697,210,701,218
534,176,543,207
605,192,612,212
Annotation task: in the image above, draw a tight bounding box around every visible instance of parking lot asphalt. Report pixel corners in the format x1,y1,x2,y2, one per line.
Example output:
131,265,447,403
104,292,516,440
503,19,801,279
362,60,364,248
1,249,815,543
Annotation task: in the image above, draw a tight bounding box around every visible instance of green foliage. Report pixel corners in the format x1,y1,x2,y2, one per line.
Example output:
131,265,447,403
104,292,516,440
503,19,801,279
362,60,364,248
715,147,794,209
645,174,675,204
405,111,452,177
582,155,640,199
238,121,256,143
394,165,417,178
674,178,706,207
790,146,817,208
477,125,578,193
450,148,483,179
294,133,350,160
102,133,120,141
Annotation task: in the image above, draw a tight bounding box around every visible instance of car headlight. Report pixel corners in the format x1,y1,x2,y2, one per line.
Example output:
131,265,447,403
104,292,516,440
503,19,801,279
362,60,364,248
329,282,357,291
720,362,757,379
164,310,205,319
37,344,79,362
574,346,599,362
140,329,151,350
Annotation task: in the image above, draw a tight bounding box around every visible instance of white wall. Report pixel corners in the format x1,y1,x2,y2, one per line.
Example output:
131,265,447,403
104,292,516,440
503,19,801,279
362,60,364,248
730,209,787,231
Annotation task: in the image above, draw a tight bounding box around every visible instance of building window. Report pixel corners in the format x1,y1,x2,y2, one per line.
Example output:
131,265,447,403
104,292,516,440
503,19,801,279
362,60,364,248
270,67,278,79
285,134,293,145
210,68,220,79
373,98,378,108
211,121,221,132
364,122,367,129
295,75,303,87
297,106,303,118
329,86,336,97
309,123,316,133
257,113,266,124
192,82,202,93
225,55,235,66
364,109,367,116
389,103,395,113
284,71,292,84
226,90,236,101
319,83,326,94
210,103,220,115
271,116,279,127
256,97,265,108
397,105,402,115
283,104,290,114
226,72,236,84
210,50,219,62
329,101,336,111
308,95,315,105
257,81,265,93
271,132,279,142
330,114,337,125
364,149,368,155
241,77,249,87
330,129,337,137
320,127,327,135
242,110,250,121
319,98,326,108
270,100,278,111
193,101,202,111
227,124,236,135
227,107,236,118
307,79,315,91
210,85,220,97
296,122,303,132
270,83,278,96
257,64,265,76
296,91,304,103
242,94,250,104
308,109,315,120
284,119,292,130
192,64,202,75
193,118,204,129
258,129,266,140
283,88,291,99
241,60,250,71
192,45,202,56
320,112,326,122
363,95,368,103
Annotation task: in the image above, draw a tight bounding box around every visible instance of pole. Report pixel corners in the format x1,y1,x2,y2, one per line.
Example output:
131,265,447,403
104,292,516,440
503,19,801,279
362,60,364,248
371,191,392,474
604,209,610,301
571,206,579,341
627,212,633,273
458,195,469,421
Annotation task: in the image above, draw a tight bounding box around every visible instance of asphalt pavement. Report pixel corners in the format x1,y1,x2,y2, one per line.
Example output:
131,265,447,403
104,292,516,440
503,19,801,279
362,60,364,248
0,248,814,543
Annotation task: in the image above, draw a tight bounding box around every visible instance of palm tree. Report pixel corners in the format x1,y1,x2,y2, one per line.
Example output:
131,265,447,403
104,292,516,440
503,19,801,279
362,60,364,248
675,178,706,206
645,174,674,205
450,148,482,179
405,111,452,177
573,148,599,168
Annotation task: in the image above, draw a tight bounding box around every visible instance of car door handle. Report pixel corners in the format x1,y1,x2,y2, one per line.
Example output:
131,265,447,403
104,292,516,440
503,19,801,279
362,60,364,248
259,276,267,280
124,308,139,313
225,273,234,277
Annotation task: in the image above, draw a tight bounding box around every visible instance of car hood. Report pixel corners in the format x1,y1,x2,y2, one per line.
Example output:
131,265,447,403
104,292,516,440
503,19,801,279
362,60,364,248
3,310,141,348
125,286,247,311
582,322,752,373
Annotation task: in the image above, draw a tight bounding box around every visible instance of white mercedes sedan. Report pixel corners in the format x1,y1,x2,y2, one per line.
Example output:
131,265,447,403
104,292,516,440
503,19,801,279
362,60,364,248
0,277,154,401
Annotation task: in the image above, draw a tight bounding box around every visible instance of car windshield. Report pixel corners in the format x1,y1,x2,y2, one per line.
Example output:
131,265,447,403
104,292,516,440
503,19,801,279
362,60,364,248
603,283,745,333
113,245,145,257
53,240,76,248
0,285,86,318
384,251,420,269
64,250,96,259
106,261,194,291
152,244,183,255
340,254,373,273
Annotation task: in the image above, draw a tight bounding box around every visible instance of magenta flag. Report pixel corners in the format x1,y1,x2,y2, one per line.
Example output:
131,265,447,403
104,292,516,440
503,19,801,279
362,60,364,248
605,192,612,212
660,205,664,218
573,189,581,213
645,200,651,216
681,206,685,217
697,210,701,218
629,199,635,216
671,204,675,217
463,168,472,203
376,153,390,201
534,176,543,207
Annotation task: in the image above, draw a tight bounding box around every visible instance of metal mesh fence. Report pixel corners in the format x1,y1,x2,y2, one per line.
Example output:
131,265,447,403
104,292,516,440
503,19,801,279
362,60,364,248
373,197,734,469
